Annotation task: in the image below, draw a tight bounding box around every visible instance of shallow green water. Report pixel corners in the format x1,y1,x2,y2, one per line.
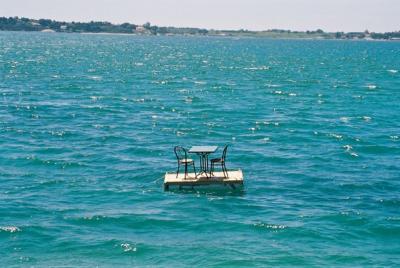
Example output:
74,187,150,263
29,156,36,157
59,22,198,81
0,31,400,266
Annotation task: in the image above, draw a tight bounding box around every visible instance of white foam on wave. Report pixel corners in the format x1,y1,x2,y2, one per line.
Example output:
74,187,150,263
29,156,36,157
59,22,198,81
194,81,207,85
387,69,398,73
90,96,100,101
88,76,102,81
176,131,185,136
205,122,217,128
362,116,372,122
329,133,343,140
365,84,377,90
254,223,287,230
343,145,359,157
0,226,20,233
120,243,137,252
260,137,270,143
340,117,350,123
343,145,353,151
82,215,105,221
256,121,271,126
178,89,189,94
50,130,65,136
244,66,270,70
265,84,281,88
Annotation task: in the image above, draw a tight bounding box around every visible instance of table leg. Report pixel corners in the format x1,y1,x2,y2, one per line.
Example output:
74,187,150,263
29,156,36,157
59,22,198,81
199,154,203,174
196,153,210,179
196,154,202,178
205,154,209,174
203,154,209,178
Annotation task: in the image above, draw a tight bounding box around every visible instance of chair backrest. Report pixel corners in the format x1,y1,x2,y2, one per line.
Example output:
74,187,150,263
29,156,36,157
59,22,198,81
222,145,228,160
174,146,187,161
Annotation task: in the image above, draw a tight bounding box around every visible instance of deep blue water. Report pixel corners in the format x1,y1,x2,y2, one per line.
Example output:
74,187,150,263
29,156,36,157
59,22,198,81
0,31,400,266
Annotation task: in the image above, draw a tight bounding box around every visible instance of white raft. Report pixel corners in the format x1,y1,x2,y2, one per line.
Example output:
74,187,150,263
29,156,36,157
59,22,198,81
163,170,243,190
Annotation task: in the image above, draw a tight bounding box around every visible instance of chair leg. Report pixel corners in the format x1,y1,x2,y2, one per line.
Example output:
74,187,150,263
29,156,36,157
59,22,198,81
222,163,228,178
184,164,188,180
176,164,180,178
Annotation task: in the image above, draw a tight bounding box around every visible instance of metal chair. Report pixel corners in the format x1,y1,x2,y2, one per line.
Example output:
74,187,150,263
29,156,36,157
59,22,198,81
174,146,196,179
210,145,228,178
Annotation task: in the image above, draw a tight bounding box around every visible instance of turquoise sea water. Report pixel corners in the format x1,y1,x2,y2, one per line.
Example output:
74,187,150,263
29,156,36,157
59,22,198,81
1,31,400,266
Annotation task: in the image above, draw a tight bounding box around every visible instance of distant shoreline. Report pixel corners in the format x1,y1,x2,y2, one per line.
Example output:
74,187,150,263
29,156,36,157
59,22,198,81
1,16,399,41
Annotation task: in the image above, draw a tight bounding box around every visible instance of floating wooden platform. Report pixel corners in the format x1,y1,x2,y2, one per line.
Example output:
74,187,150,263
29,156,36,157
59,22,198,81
164,170,243,190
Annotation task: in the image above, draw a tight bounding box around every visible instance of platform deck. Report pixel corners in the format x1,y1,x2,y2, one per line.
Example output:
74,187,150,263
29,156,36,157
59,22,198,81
164,170,243,190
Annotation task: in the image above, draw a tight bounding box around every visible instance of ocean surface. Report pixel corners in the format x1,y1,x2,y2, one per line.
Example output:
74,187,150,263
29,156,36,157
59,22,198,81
0,31,399,267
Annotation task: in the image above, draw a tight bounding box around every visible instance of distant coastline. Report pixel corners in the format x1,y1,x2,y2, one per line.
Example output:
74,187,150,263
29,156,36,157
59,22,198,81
1,16,399,40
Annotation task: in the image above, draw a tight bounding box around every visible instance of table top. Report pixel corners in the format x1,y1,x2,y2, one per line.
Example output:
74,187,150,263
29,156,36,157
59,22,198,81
189,146,218,154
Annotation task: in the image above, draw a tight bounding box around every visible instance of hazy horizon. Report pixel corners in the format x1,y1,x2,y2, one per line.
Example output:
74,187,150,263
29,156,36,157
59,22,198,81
1,0,399,32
